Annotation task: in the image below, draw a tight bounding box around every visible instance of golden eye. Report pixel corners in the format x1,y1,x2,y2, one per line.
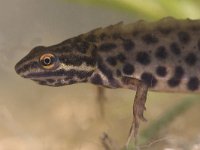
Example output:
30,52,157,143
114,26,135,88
39,53,57,69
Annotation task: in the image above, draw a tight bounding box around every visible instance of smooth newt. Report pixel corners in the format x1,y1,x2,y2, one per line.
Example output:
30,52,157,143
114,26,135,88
15,17,200,145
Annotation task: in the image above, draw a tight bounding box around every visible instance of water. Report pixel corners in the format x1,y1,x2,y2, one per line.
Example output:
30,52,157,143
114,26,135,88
0,0,200,149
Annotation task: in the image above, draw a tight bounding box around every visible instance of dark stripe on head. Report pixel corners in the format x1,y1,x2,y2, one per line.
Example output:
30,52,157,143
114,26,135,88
15,46,47,68
27,69,93,79
16,61,38,75
59,55,96,66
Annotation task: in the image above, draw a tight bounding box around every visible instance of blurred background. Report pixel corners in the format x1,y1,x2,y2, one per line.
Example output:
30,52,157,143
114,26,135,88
0,0,200,149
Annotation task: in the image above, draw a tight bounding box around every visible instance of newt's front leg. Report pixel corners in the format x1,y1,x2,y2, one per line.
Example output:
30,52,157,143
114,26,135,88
121,77,148,147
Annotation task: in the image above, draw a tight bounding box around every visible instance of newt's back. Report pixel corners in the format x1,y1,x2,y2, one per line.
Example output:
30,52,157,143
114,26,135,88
93,17,200,92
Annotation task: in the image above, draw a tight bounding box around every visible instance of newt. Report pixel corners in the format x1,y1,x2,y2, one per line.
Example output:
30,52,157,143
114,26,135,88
15,17,200,146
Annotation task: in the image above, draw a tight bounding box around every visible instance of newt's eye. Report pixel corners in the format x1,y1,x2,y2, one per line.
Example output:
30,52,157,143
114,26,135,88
39,53,57,69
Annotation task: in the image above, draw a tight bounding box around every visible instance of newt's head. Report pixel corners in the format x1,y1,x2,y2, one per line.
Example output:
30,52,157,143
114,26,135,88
15,39,97,86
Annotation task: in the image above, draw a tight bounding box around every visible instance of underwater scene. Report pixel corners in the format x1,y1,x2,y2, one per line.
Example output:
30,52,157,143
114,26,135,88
0,0,200,149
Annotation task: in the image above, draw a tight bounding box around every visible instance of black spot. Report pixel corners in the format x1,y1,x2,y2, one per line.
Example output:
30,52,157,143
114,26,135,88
123,39,135,51
141,72,157,87
155,46,167,59
142,33,158,44
106,57,117,66
167,66,184,87
168,78,181,87
117,53,126,62
34,69,93,80
91,74,103,85
86,34,96,42
198,39,200,51
99,43,117,51
187,77,199,91
156,66,167,77
170,42,181,55
185,53,197,66
136,51,151,65
123,63,134,75
116,69,121,76
178,31,190,43
174,66,184,78
76,41,89,53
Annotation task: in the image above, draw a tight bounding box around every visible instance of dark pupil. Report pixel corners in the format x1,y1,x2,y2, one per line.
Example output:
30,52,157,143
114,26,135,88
43,57,52,65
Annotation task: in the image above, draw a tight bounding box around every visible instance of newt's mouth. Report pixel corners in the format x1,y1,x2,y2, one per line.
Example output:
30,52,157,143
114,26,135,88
15,58,39,77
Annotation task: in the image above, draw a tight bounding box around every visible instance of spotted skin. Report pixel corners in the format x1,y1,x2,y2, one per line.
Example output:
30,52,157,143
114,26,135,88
15,17,200,145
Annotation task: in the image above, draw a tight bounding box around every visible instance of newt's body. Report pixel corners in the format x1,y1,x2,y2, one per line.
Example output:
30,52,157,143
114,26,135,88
15,17,200,145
